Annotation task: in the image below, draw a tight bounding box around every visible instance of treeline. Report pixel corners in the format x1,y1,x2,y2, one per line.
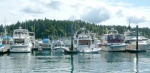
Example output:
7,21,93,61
0,18,150,38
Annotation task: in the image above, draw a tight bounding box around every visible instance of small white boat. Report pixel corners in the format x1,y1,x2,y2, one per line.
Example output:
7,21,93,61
1,36,13,52
52,40,65,53
29,32,35,48
0,27,13,53
100,28,127,51
10,27,32,53
124,30,150,51
0,37,5,53
73,28,101,53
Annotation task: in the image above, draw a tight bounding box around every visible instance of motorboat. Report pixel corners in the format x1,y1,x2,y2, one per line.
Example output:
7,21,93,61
0,27,13,53
100,28,127,51
52,40,66,53
10,27,32,52
42,38,51,48
29,32,35,47
124,30,150,51
0,37,5,52
73,28,101,53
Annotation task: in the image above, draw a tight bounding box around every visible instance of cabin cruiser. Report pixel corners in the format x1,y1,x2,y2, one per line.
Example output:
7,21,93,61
100,28,127,51
124,30,150,51
73,28,101,53
10,27,32,52
52,40,66,53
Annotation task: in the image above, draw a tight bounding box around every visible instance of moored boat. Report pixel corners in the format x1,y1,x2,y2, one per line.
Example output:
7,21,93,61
100,28,127,51
10,27,32,53
73,28,101,53
124,30,150,51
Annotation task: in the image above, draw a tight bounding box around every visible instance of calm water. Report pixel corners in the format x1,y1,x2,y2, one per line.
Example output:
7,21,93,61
1,50,150,73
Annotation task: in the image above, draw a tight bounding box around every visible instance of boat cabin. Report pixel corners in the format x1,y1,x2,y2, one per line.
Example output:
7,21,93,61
101,34,124,44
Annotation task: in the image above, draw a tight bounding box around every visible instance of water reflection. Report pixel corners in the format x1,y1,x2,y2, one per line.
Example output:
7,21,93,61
1,50,150,73
100,52,140,73
70,55,74,73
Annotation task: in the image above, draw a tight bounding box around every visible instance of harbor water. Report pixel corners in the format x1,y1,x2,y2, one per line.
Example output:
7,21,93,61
1,50,150,73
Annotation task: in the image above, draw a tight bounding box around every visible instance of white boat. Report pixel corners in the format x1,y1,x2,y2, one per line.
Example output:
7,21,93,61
63,38,71,48
100,28,127,51
29,32,35,47
10,27,32,53
0,37,5,52
0,26,13,53
42,38,51,48
124,30,150,51
73,28,101,53
52,40,65,53
1,36,13,52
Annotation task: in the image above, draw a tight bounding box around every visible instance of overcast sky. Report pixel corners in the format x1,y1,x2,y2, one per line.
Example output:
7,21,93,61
0,0,150,27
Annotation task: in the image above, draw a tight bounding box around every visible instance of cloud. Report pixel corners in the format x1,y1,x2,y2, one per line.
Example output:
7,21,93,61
80,7,111,23
116,10,124,17
69,15,77,21
127,16,147,24
22,7,44,14
21,1,46,14
47,1,62,10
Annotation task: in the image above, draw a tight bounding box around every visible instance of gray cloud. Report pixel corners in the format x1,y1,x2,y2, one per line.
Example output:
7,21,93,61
47,1,62,10
69,15,77,21
80,7,111,23
127,16,147,24
22,7,44,14
116,10,124,17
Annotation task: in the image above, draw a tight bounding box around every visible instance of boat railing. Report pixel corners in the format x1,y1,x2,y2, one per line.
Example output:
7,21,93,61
107,28,118,34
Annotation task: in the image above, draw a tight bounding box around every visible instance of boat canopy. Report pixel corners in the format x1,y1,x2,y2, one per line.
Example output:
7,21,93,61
43,39,50,43
2,36,12,40
0,44,4,47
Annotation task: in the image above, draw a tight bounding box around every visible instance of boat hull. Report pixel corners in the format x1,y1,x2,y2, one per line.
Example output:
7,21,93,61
81,48,101,53
0,45,10,53
10,45,32,53
76,45,101,53
126,43,150,51
101,44,127,51
52,47,65,53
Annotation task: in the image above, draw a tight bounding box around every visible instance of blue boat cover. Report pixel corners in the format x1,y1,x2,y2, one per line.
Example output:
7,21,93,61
43,39,50,43
0,44,4,47
2,36,12,40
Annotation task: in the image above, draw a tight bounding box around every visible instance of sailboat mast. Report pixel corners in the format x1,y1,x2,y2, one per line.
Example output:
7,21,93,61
4,19,7,36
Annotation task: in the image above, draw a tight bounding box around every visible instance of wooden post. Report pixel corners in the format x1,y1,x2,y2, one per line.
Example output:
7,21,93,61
136,25,138,50
70,24,74,50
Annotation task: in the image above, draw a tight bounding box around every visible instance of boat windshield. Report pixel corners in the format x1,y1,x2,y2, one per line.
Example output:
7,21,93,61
79,40,91,45
126,32,141,36
29,32,34,36
2,40,10,44
107,35,124,43
15,32,27,35
14,39,25,45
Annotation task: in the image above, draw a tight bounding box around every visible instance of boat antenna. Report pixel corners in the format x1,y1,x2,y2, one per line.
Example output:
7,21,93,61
34,20,35,38
128,19,131,31
4,18,7,36
106,27,108,34
4,18,8,44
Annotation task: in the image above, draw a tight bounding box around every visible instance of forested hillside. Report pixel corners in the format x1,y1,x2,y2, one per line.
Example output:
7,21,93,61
0,18,150,39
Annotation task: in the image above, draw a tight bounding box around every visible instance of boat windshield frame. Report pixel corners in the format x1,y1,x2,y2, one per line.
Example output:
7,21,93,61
79,40,91,45
107,34,124,43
